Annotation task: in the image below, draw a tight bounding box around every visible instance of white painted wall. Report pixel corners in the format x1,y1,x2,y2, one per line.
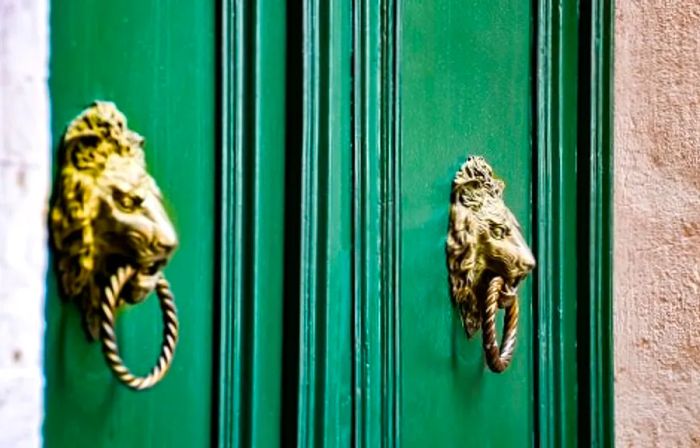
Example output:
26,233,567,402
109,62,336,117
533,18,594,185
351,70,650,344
0,0,50,446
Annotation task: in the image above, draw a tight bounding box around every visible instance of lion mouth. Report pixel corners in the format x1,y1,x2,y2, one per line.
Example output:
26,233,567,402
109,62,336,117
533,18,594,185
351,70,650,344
485,271,524,294
502,282,518,297
124,256,169,303
486,272,525,308
503,274,525,295
139,258,167,276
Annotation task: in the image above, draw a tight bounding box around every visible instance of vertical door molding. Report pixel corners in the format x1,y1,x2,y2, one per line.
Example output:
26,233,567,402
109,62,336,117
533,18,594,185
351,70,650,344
535,0,614,446
534,0,581,445
580,0,615,444
218,0,287,446
292,0,404,444
351,0,402,446
295,0,355,445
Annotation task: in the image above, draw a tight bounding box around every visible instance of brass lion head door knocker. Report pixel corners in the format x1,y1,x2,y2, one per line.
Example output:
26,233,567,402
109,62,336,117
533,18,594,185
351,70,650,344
51,101,179,390
446,156,535,373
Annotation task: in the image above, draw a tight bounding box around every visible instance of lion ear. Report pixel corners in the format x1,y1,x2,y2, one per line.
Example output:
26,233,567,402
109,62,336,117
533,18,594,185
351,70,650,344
63,131,111,171
458,179,485,210
493,179,505,197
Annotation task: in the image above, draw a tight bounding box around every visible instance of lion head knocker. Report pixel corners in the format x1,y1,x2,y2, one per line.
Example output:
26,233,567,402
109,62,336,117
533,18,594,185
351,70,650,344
446,156,535,372
51,101,180,390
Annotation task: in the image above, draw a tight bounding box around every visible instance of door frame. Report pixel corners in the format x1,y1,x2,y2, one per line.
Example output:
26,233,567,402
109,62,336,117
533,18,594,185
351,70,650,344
535,0,615,446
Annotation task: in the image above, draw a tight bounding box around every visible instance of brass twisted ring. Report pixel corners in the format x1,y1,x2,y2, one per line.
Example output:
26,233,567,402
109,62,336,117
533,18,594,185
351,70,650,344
100,265,179,390
481,276,519,373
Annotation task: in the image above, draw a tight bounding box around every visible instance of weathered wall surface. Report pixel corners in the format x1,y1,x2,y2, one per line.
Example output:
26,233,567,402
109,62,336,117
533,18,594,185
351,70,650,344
614,0,700,445
0,0,50,446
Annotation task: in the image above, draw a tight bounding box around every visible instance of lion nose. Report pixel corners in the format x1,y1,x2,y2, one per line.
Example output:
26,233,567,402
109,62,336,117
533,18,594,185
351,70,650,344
152,219,178,257
148,197,179,254
521,251,536,272
155,238,177,256
156,228,178,255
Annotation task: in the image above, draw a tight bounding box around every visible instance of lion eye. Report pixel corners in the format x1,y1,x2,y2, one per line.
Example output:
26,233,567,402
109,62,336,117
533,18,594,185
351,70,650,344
113,189,143,212
490,226,507,240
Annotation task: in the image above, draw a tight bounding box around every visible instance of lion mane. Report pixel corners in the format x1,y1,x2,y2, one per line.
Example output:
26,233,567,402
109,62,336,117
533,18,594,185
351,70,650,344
51,102,144,296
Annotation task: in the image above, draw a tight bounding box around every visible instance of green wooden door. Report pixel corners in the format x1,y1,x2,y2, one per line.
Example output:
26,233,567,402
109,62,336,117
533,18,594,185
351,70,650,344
43,1,613,446
43,1,218,446
281,0,613,444
399,2,535,446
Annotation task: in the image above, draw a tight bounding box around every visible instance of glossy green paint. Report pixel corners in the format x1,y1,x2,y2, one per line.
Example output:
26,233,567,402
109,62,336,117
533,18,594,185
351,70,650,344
295,0,354,445
291,0,401,445
535,0,580,445
351,0,401,446
45,1,613,445
536,0,615,445
582,0,615,445
218,0,287,446
307,0,614,445
352,1,385,444
398,1,534,446
45,1,215,447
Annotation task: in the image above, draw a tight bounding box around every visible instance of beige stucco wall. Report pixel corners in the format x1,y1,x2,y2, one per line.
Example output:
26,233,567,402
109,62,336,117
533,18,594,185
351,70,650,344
614,0,700,445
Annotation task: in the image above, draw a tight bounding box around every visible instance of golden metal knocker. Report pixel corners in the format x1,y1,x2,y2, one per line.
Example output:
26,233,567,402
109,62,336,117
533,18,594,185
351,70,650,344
446,156,535,373
50,101,179,390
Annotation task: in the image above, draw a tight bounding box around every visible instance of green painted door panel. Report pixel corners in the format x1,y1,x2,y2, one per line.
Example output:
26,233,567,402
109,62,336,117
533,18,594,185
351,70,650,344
399,1,534,446
44,1,216,447
43,1,610,445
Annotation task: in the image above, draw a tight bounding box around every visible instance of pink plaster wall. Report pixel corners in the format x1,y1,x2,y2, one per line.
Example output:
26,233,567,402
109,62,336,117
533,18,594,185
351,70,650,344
614,0,700,445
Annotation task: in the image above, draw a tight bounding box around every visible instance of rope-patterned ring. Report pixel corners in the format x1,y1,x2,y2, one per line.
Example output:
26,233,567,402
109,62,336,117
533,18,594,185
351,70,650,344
481,276,519,373
100,265,179,390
